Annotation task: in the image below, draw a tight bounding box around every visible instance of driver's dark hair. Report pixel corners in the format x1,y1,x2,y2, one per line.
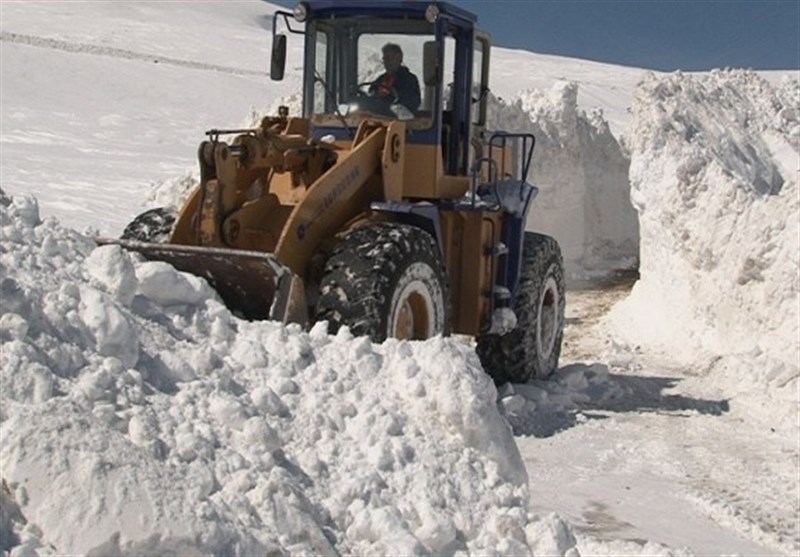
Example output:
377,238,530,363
381,43,403,58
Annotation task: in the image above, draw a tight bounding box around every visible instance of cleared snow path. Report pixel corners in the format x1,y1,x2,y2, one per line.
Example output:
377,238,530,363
508,285,799,556
506,70,799,556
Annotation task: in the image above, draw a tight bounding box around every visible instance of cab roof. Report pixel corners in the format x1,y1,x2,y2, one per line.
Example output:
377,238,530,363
301,1,478,25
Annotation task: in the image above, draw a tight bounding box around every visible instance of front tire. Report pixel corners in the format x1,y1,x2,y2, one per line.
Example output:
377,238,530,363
315,222,449,341
477,232,565,384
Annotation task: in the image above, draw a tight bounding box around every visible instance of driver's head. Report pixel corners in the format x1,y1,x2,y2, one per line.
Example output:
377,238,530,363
381,43,403,74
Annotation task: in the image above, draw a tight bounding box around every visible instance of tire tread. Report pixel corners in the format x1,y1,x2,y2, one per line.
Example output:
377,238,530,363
477,232,565,384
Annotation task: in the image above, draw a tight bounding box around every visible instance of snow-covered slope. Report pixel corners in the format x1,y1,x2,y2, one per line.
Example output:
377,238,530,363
0,1,300,236
1,1,798,556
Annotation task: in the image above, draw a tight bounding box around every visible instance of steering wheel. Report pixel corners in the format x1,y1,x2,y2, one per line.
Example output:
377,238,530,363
348,81,397,117
354,81,374,98
349,95,396,118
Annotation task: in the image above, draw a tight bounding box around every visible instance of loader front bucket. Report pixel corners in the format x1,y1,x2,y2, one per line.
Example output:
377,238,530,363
96,239,307,325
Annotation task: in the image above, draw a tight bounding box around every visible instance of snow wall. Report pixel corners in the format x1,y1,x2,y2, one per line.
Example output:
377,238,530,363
0,193,579,555
488,82,639,281
609,70,799,426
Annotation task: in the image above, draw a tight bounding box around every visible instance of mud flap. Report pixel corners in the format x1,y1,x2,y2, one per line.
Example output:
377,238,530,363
96,238,308,325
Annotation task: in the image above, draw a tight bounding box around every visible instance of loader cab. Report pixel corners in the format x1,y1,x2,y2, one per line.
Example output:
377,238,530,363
272,1,491,192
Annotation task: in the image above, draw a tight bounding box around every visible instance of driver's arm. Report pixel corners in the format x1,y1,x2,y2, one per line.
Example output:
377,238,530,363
368,76,380,95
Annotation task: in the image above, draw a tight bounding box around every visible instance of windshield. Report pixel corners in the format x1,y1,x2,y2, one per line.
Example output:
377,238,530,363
305,17,436,130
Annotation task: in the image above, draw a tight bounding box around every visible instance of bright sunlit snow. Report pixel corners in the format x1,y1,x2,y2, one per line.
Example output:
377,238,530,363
1,2,798,556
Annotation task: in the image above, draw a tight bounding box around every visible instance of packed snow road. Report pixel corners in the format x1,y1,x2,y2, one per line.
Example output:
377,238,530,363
510,283,799,556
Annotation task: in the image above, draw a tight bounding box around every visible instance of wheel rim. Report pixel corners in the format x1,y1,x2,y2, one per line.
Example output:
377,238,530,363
393,290,432,340
537,273,560,359
389,263,440,340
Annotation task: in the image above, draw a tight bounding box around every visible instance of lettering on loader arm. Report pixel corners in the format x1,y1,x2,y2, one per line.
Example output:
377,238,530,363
296,166,362,240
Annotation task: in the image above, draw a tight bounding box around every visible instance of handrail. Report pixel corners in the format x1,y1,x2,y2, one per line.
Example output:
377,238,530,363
469,131,537,210
469,156,498,208
487,131,536,184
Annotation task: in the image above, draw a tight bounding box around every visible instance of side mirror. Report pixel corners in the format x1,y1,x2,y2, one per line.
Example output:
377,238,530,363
423,41,438,87
271,34,287,81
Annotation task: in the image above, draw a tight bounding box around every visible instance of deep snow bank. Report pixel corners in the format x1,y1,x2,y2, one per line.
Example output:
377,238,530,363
609,70,799,426
488,82,639,281
0,193,543,555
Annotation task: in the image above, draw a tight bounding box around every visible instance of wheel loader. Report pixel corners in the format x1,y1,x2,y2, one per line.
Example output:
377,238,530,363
102,1,565,384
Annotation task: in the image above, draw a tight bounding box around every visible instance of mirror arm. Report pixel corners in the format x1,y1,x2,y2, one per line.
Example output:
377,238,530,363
272,10,305,35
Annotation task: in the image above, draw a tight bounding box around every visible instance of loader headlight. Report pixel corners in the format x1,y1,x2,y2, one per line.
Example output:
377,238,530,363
293,2,309,22
425,3,440,22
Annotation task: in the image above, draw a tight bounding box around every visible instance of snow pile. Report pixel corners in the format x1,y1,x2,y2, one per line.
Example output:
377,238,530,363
488,82,639,281
610,70,800,425
0,192,566,555
144,173,198,211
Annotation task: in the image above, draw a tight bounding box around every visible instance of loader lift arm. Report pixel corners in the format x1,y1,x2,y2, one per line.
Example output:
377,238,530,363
101,117,403,325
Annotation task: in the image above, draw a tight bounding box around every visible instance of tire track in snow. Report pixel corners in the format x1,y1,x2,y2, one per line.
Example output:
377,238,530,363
0,31,268,77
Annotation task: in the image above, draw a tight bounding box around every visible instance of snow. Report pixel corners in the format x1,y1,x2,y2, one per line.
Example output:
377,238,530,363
487,83,639,279
1,1,798,556
1,195,534,555
608,69,800,432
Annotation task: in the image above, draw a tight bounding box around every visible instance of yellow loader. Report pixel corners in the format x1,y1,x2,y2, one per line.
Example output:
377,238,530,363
103,1,565,384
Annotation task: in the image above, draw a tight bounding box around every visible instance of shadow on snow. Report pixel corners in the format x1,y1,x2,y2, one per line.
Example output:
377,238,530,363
500,363,730,438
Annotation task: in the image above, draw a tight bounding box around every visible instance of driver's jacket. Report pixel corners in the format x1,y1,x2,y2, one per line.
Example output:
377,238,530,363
369,66,421,112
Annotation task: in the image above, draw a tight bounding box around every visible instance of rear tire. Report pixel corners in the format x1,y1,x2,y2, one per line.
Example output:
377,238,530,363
477,232,565,384
121,207,176,243
315,222,449,341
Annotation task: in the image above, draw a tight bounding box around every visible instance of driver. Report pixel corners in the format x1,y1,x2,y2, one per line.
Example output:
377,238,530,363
369,43,421,113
